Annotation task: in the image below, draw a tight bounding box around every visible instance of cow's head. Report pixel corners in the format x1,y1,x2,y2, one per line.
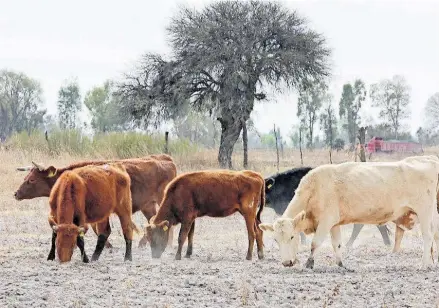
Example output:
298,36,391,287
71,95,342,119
259,213,307,267
52,224,85,263
14,162,58,200
145,217,170,258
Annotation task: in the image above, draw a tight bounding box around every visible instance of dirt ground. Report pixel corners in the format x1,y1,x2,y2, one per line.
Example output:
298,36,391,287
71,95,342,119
2,150,439,307
2,194,439,307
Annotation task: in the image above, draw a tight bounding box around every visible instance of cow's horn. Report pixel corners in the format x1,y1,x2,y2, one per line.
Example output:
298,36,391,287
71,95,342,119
52,225,59,232
31,161,45,171
16,166,32,171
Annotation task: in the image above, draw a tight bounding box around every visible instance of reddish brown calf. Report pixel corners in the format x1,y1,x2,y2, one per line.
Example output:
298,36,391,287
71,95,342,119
14,154,176,248
146,170,266,260
48,163,137,262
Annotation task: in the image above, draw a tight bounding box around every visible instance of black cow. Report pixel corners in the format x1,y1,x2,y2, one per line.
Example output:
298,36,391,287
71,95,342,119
264,167,391,247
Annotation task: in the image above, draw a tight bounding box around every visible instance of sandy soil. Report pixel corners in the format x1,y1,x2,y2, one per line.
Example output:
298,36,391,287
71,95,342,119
1,191,439,308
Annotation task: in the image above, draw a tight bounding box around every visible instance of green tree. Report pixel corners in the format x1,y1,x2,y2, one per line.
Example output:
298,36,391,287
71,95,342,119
370,75,411,139
0,70,46,140
118,1,331,168
57,78,81,129
84,80,131,133
297,82,326,148
339,79,366,148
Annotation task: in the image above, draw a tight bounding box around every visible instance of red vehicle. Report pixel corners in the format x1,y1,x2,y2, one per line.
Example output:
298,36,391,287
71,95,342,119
366,136,423,154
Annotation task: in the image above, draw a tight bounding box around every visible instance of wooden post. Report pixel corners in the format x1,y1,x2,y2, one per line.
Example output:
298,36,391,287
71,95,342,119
242,119,248,169
273,124,280,172
164,131,169,154
357,127,367,162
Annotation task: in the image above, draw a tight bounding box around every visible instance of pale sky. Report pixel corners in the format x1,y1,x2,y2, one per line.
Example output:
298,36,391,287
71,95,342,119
1,0,438,137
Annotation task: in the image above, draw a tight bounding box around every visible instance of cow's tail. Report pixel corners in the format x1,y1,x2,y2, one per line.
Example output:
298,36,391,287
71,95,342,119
257,181,265,224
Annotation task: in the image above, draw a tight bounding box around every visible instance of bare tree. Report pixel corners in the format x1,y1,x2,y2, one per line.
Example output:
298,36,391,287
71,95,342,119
118,1,331,168
297,82,326,149
370,75,411,139
424,92,439,131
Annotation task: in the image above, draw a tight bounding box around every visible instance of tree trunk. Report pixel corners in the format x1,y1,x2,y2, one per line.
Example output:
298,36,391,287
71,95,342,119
242,119,248,168
358,126,367,162
217,115,243,169
299,127,304,166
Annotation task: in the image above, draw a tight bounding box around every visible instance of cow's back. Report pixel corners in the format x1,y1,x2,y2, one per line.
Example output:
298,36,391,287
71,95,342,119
265,167,313,214
301,159,439,224
166,170,263,217
74,165,131,221
121,159,176,213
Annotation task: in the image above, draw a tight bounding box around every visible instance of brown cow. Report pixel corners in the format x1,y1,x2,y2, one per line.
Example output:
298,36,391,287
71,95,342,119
145,170,265,261
14,155,177,248
48,163,137,262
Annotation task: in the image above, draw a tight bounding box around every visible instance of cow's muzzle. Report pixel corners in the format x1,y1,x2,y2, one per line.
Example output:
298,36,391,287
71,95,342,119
13,191,20,201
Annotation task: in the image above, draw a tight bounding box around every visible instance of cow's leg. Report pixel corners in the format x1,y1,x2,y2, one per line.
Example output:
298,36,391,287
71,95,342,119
47,231,57,261
91,219,111,262
254,221,264,260
118,214,134,262
346,224,364,248
76,235,89,263
306,218,336,269
393,226,405,253
377,225,391,247
417,210,434,268
300,232,307,245
330,225,343,266
242,212,257,261
185,221,195,258
330,225,353,271
434,230,439,263
91,223,112,249
176,221,193,260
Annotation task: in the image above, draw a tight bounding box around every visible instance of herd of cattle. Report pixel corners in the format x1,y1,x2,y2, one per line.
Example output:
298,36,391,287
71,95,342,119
12,154,439,270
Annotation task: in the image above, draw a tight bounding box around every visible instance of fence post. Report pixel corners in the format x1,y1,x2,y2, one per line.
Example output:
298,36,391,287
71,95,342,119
164,131,169,154
273,124,280,172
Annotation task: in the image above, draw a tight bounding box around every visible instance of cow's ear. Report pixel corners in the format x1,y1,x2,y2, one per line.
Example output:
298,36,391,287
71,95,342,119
45,166,57,178
259,223,274,233
292,211,306,228
265,178,275,190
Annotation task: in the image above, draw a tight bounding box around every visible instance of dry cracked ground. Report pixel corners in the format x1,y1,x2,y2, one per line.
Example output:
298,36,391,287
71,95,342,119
2,190,439,308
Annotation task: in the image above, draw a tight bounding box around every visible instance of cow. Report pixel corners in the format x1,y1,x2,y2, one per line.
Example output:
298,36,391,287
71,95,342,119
48,163,138,262
145,170,265,261
14,155,177,249
265,167,391,248
260,156,439,269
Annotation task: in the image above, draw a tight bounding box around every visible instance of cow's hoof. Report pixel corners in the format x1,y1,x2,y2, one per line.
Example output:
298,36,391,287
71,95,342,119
305,257,314,269
82,255,90,263
124,256,132,262
175,254,182,260
257,251,264,260
47,255,55,261
246,254,252,261
337,261,354,272
282,260,294,267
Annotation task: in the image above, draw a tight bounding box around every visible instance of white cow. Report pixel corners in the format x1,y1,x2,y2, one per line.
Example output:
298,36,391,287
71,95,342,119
259,155,439,269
